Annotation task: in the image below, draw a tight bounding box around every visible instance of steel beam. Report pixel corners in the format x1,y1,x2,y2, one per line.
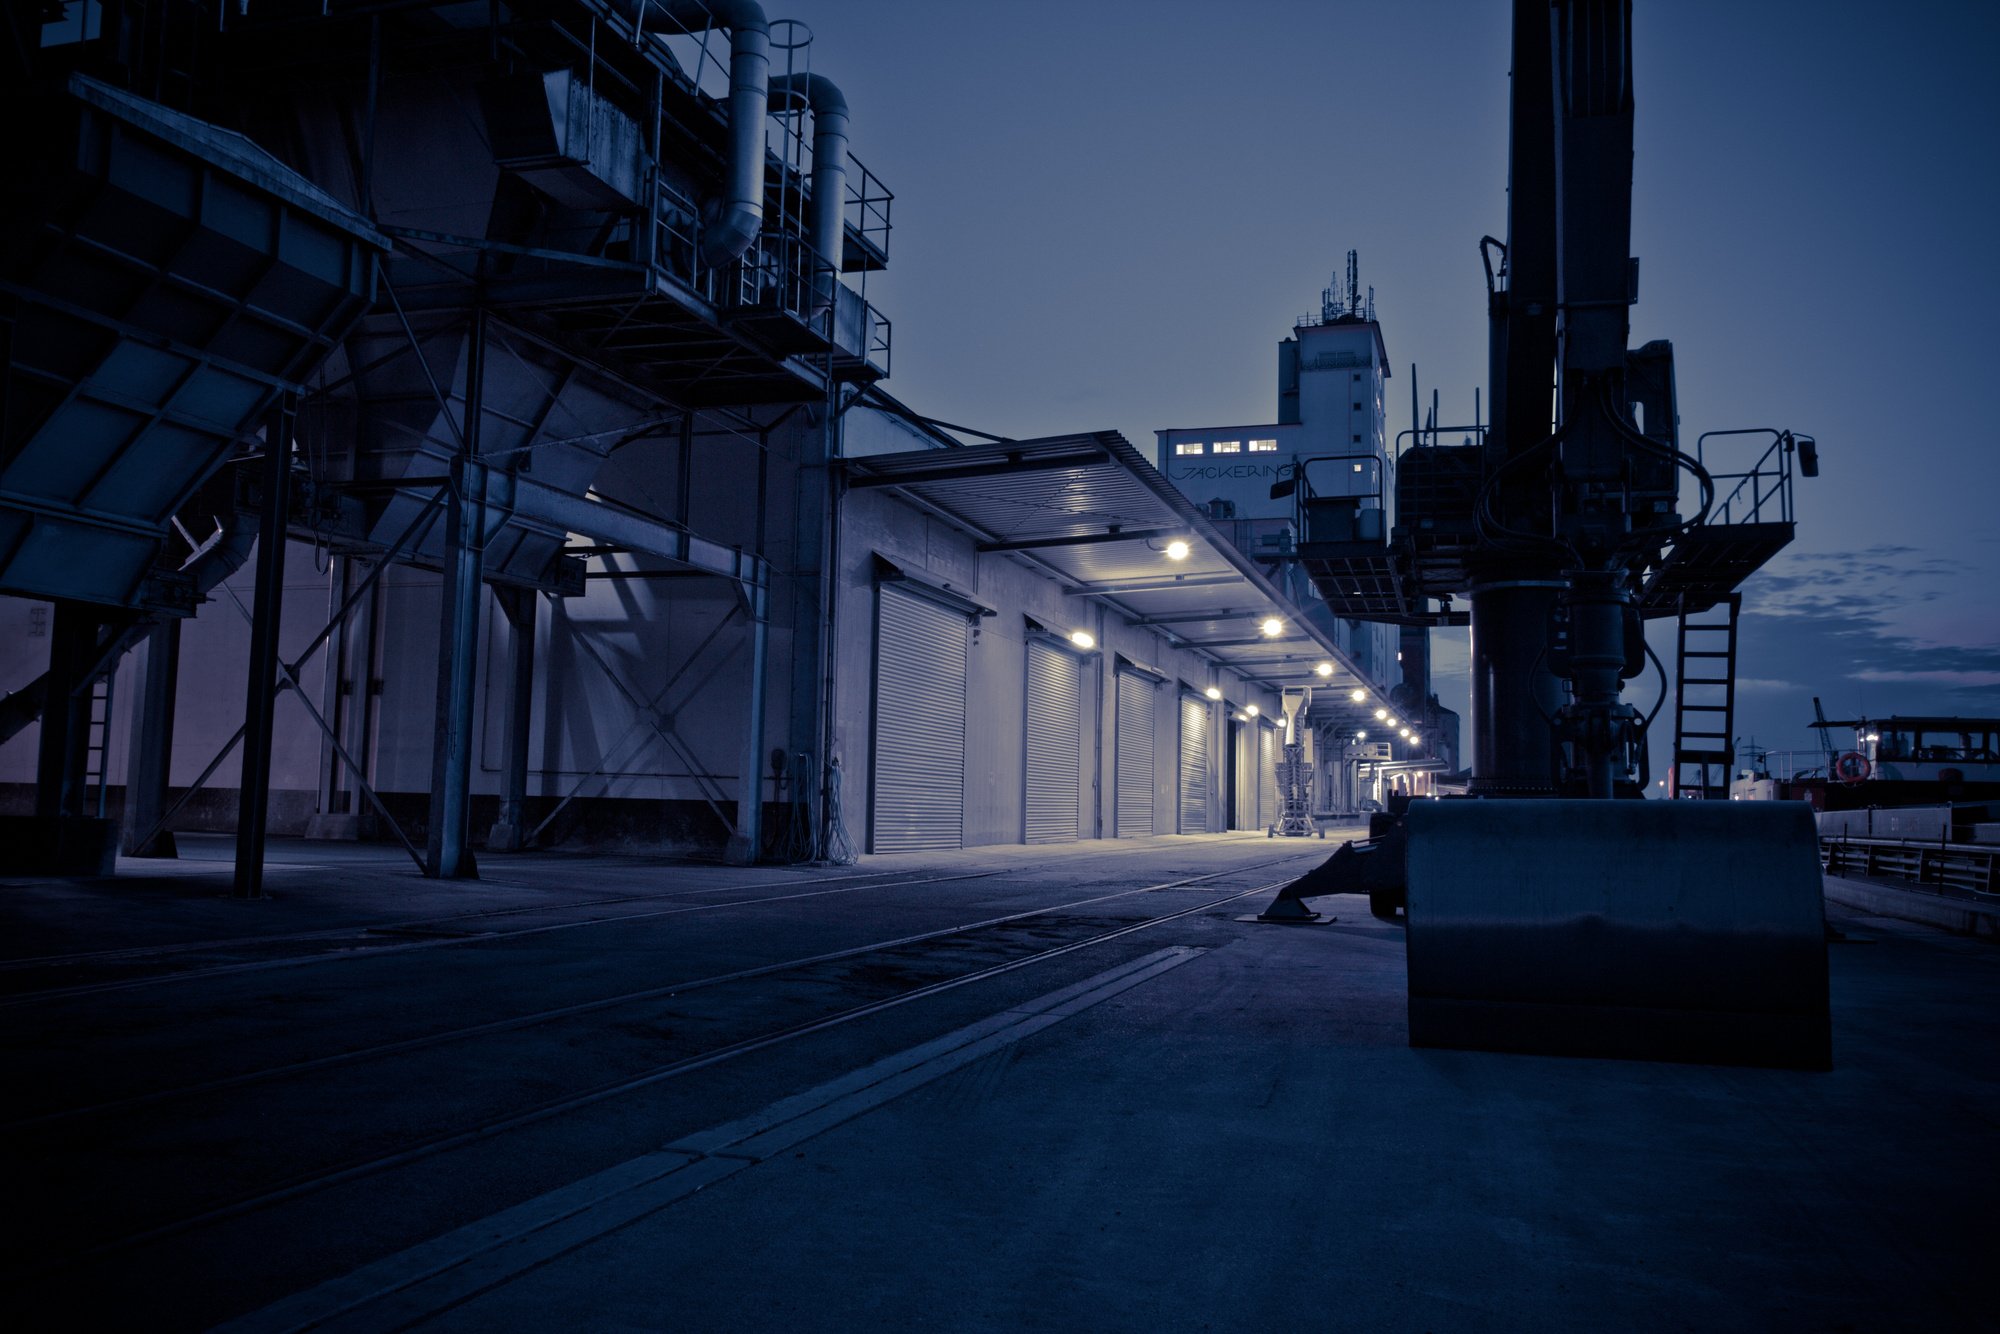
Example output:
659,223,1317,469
233,402,295,899
34,601,98,820
1061,573,1243,597
425,313,487,880
846,449,1110,489
122,618,181,858
724,582,769,865
976,526,1180,554
488,586,537,852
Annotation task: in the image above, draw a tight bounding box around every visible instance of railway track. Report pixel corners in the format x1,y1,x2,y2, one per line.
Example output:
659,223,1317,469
5,849,1324,1292
0,839,1307,1007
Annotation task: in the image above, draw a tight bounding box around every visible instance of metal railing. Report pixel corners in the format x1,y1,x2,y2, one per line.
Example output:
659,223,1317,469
1821,836,2000,898
1287,453,1389,541
844,150,893,261
1744,749,1828,782
1694,428,1812,526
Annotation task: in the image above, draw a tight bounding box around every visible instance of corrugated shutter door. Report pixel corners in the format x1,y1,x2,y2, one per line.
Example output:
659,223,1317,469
1024,642,1081,844
1259,724,1279,827
1115,671,1154,837
871,586,967,852
1178,694,1210,833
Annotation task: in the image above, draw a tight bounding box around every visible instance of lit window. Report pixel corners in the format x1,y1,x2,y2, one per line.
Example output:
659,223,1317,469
1212,440,1241,454
1174,441,1204,456
1248,439,1278,452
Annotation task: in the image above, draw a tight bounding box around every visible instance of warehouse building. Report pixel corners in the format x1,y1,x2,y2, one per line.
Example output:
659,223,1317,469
0,0,1386,879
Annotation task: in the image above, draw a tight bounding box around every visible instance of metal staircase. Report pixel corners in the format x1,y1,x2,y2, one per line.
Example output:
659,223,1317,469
1671,593,1740,798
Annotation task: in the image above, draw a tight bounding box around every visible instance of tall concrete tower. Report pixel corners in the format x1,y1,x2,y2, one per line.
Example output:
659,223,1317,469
1154,253,1396,687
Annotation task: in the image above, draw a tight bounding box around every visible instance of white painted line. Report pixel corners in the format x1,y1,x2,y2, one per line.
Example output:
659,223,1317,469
218,945,1205,1334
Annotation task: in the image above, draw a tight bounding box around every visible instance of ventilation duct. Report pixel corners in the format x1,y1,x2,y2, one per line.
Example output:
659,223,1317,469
484,69,648,210
652,0,771,264
769,71,847,309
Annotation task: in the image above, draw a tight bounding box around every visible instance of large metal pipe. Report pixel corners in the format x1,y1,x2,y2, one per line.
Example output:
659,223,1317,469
656,0,771,264
769,71,848,301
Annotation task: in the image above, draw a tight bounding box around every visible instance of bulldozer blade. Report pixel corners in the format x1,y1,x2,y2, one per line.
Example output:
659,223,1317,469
1403,799,1831,1070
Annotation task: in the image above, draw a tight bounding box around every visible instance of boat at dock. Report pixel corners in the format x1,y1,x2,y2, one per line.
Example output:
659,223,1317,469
1730,714,2000,810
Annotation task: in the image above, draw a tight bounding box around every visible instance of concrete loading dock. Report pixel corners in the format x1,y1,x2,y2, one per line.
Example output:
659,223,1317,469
1,834,1991,1330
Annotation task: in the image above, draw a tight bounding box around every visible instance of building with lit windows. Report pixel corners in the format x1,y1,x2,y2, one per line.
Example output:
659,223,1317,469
1154,258,1399,696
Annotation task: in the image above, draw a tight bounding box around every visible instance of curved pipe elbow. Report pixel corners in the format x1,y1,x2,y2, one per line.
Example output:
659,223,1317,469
769,71,847,123
655,1,773,265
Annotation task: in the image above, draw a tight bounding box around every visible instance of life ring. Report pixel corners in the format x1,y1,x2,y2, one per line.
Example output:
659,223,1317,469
1833,751,1871,784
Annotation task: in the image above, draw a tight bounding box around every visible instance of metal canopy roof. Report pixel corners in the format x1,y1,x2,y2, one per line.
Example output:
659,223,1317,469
844,431,1387,700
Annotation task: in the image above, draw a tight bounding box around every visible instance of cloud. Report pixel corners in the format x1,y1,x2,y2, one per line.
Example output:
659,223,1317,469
1733,677,1803,693
1744,545,1992,649
1852,669,2000,687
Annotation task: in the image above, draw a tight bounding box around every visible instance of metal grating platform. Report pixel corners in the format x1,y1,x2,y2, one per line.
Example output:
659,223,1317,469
1638,521,1794,616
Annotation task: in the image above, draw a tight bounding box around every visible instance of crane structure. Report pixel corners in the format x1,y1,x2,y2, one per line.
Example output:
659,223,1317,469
1275,0,1831,1069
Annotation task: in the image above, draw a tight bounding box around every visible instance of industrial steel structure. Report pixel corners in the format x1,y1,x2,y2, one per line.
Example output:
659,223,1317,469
1272,0,1831,1069
1,0,1388,890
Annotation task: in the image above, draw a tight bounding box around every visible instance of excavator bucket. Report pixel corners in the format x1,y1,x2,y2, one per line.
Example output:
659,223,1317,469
1404,799,1831,1069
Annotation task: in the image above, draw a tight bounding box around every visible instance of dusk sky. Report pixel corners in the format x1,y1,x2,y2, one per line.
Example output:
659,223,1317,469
779,0,2000,769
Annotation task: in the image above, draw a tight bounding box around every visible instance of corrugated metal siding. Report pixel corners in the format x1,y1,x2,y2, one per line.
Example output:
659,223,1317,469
1178,694,1210,834
1259,723,1279,829
1023,641,1081,844
871,586,967,852
1115,671,1154,837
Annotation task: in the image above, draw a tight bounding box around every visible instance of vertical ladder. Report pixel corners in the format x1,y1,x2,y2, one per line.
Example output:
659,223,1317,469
86,671,116,818
1672,593,1739,799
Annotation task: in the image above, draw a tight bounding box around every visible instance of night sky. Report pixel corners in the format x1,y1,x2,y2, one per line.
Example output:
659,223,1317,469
773,0,2000,768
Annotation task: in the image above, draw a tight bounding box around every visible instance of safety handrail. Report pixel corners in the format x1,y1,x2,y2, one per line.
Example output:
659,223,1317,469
1694,427,1805,526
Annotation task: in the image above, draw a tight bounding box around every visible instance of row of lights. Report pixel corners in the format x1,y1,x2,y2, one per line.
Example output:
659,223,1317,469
1201,685,1259,717
1064,614,1292,655
1099,534,1379,719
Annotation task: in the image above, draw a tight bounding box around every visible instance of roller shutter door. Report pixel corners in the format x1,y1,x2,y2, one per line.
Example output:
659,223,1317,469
1024,641,1081,844
1178,693,1210,833
1115,671,1154,837
1259,723,1279,828
871,586,967,852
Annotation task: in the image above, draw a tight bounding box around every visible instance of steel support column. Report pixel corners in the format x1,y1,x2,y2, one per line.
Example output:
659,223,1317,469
35,601,98,820
724,583,769,865
314,557,348,820
233,401,295,899
487,586,537,852
425,314,487,880
122,618,181,858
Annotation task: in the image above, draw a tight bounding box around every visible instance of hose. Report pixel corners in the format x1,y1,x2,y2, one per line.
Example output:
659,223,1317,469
817,756,857,866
